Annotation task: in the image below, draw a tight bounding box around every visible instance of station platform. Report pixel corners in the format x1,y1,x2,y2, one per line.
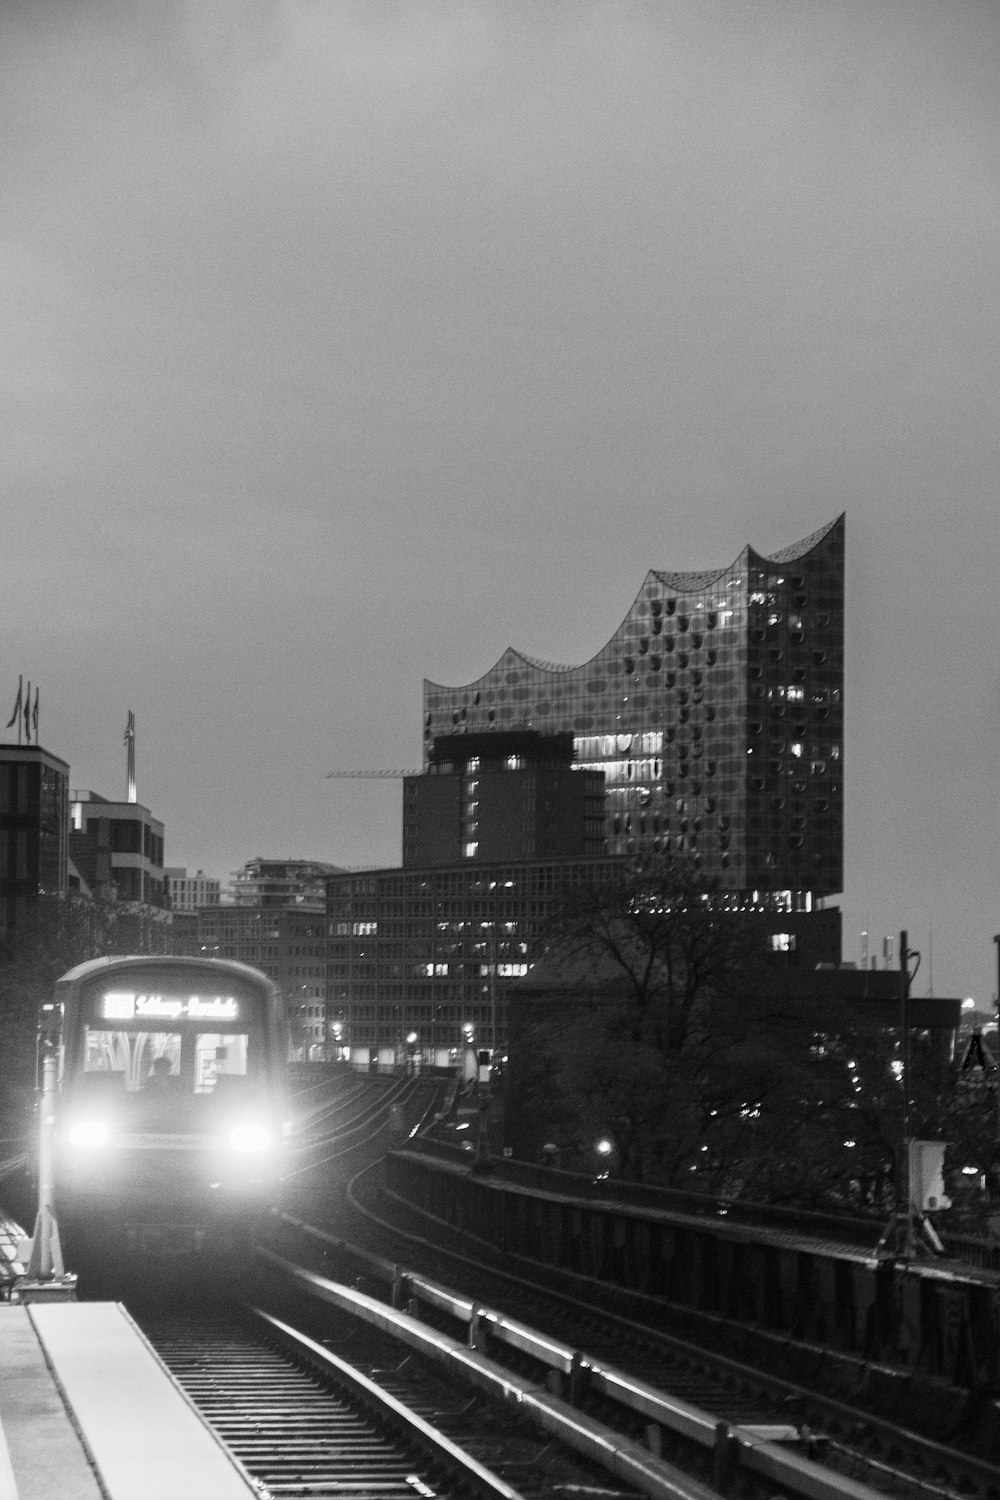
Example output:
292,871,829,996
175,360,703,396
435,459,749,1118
0,1301,257,1500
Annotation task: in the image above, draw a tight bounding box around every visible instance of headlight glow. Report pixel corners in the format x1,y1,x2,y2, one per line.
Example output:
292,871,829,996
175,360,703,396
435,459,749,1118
230,1123,271,1152
68,1121,110,1148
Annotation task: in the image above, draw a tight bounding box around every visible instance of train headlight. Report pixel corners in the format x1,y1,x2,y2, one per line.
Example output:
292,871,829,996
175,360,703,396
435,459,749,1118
229,1123,271,1153
68,1120,110,1148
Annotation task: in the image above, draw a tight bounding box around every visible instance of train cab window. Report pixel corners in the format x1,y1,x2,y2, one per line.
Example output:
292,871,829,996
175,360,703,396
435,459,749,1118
194,1032,249,1093
83,1029,183,1090
81,1027,250,1094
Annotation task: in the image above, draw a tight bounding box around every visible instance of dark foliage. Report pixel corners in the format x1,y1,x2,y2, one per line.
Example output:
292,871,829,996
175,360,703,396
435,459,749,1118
520,853,994,1222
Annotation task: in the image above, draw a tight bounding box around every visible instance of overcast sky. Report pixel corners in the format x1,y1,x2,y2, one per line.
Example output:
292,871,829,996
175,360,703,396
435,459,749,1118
4,2,999,1005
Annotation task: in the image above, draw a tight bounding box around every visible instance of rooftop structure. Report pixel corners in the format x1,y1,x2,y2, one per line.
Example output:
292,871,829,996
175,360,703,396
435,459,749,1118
424,516,844,903
403,729,605,868
68,789,165,908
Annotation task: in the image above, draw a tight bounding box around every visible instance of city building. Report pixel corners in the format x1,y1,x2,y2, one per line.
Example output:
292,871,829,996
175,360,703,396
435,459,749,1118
192,858,342,1056
165,867,221,912
230,857,341,909
197,902,327,1058
0,743,69,950
68,790,166,908
403,729,605,867
326,859,843,1066
330,517,846,1063
423,516,844,904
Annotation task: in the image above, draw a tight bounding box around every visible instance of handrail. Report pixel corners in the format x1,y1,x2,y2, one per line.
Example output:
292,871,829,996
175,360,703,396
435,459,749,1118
261,1225,889,1500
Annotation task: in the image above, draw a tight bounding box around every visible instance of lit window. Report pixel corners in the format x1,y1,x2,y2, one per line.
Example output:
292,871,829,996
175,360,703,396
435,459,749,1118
464,841,479,858
790,742,803,758
770,933,796,952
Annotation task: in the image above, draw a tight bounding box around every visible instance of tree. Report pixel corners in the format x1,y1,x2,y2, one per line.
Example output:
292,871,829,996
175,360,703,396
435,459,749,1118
519,853,764,1183
518,852,971,1216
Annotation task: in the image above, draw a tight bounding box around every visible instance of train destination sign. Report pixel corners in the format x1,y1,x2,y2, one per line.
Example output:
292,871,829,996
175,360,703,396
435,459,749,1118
102,992,240,1021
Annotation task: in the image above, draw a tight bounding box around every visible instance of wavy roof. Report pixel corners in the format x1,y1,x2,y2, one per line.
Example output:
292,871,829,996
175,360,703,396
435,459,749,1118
426,515,843,689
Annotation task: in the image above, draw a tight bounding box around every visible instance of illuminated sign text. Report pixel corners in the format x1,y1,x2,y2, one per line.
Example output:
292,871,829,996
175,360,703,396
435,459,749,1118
102,992,240,1021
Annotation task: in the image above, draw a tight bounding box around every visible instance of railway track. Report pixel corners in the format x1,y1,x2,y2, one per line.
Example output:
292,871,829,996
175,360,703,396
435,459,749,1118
7,1074,997,1500
270,1151,1000,1500
137,1302,495,1499
134,1290,660,1499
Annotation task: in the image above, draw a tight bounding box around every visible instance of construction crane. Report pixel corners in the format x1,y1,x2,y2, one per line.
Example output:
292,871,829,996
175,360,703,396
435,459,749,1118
326,770,422,779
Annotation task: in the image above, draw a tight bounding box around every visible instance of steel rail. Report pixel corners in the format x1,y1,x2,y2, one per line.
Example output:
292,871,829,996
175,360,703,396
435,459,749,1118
251,1306,525,1500
260,1244,887,1500
142,1302,520,1500
274,1183,1000,1500
290,1077,418,1140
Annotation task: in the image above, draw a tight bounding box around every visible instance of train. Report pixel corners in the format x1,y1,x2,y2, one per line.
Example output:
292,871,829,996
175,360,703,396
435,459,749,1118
40,954,289,1259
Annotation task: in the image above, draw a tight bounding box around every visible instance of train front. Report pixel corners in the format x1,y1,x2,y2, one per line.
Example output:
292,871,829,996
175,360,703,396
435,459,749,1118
52,958,288,1255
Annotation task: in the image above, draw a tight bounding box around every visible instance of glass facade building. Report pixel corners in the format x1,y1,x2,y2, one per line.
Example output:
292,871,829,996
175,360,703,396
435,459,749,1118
424,516,844,902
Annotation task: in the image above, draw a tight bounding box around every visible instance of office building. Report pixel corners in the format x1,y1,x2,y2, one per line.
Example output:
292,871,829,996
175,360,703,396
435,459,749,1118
327,857,613,1066
0,744,69,950
165,867,221,912
402,729,605,867
69,790,166,908
326,859,842,1066
198,901,327,1058
230,857,341,909
196,858,342,1056
423,516,844,904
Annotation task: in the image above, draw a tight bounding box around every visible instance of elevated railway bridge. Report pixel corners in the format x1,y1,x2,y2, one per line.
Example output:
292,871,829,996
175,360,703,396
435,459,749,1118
3,1065,999,1497
382,1132,1000,1414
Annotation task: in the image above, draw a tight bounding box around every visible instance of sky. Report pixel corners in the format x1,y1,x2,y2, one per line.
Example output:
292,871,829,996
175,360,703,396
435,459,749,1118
3,2,999,1005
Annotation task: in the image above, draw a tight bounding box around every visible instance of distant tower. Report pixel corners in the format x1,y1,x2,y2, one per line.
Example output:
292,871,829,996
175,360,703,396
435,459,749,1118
124,710,136,804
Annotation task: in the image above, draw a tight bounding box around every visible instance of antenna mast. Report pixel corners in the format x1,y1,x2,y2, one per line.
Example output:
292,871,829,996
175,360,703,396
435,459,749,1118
124,710,136,803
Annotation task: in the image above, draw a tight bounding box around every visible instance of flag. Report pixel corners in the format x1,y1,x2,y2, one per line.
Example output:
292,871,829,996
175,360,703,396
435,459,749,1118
23,682,30,740
961,1030,998,1078
32,687,39,740
124,710,135,744
5,676,22,730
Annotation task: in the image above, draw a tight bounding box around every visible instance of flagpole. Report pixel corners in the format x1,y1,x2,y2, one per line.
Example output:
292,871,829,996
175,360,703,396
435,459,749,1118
6,677,24,744
125,711,136,803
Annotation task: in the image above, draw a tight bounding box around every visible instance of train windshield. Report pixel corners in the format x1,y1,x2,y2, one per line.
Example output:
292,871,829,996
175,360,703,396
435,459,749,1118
74,974,266,1099
82,1028,251,1094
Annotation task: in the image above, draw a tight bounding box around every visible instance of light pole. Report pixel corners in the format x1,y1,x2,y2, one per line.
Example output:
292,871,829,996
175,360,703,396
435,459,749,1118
899,929,915,1258
993,935,1000,1143
877,929,945,1260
